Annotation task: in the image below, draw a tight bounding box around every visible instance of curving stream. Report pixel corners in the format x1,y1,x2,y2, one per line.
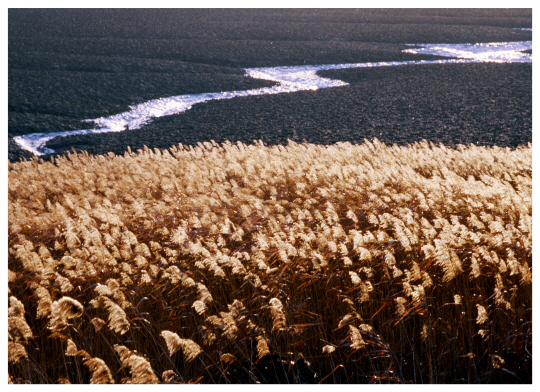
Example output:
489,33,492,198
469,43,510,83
13,40,531,156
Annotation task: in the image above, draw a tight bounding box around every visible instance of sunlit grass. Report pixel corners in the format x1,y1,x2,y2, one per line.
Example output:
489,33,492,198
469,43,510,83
8,139,532,383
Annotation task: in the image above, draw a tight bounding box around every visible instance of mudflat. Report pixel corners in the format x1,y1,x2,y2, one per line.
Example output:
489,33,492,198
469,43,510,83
8,9,532,161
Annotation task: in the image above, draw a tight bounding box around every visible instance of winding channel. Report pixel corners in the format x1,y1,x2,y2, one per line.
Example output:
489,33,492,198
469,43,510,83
14,39,532,156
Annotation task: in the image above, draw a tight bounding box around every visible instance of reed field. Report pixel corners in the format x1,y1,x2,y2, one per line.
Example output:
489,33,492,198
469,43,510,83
8,139,532,384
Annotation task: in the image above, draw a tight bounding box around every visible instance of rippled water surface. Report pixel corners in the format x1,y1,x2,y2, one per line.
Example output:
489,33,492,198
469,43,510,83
14,40,532,156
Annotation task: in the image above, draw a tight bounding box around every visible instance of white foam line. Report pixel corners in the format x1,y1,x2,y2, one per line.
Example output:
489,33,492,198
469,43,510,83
13,40,532,156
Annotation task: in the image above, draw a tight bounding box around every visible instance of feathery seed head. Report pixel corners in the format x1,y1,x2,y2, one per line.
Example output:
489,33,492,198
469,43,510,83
348,325,366,351
8,342,28,364
49,297,84,332
84,357,115,384
476,304,488,325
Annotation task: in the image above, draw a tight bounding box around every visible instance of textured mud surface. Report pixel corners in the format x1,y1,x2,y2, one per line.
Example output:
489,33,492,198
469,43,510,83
8,9,532,161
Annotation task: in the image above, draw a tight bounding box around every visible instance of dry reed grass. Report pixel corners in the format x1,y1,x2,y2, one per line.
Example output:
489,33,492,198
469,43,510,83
8,139,532,383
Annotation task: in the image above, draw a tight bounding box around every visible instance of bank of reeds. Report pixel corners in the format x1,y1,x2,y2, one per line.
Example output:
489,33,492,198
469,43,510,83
8,139,532,383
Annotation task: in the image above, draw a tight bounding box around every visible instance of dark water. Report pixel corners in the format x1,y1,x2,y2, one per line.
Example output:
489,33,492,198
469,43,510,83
8,9,532,162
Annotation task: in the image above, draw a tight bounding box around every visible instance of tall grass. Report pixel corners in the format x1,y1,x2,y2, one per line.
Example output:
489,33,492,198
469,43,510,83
8,139,532,383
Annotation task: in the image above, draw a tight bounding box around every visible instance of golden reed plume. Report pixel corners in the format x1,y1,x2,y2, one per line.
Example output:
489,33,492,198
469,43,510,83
8,140,531,383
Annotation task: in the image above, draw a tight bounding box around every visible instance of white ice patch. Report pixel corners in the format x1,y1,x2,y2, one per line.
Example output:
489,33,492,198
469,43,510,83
402,41,531,63
13,40,532,156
